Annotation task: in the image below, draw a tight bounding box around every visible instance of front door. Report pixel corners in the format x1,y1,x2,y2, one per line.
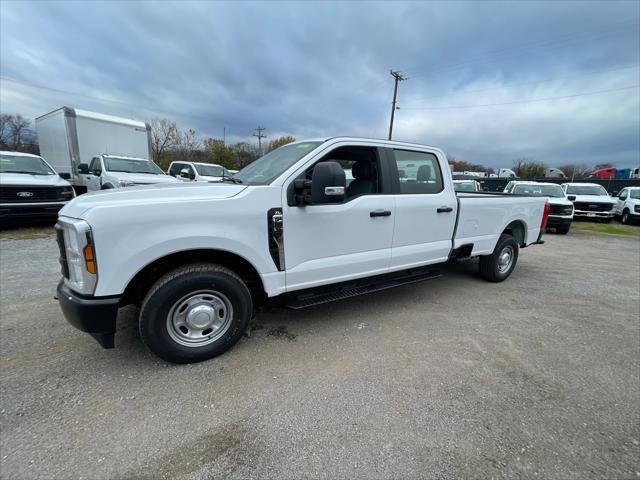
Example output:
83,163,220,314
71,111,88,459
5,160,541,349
282,145,395,292
387,148,457,269
85,157,102,191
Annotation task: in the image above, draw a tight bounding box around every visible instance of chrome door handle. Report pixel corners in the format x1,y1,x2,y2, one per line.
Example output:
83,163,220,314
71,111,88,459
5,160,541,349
437,206,454,213
370,210,392,218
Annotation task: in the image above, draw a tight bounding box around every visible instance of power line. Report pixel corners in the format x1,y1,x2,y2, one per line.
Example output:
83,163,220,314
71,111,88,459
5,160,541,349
404,63,640,103
388,70,407,140
401,85,639,110
253,126,266,154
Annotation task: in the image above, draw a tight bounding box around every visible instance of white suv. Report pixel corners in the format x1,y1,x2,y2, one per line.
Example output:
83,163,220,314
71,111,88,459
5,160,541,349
504,181,574,233
78,155,179,191
0,151,75,221
613,187,640,224
167,161,232,182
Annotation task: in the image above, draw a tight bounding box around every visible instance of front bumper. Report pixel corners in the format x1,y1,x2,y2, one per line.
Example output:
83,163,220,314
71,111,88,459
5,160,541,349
57,280,120,348
574,209,614,219
546,215,573,226
0,202,67,219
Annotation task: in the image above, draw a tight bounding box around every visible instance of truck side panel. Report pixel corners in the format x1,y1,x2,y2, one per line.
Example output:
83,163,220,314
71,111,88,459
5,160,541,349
35,110,73,179
455,195,544,255
75,117,150,165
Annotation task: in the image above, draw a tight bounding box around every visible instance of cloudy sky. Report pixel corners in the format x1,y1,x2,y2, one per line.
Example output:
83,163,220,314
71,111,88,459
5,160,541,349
1,1,639,168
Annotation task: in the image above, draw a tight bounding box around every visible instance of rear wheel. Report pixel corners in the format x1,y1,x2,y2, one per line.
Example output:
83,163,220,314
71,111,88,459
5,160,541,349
621,209,630,224
479,234,519,282
139,263,252,363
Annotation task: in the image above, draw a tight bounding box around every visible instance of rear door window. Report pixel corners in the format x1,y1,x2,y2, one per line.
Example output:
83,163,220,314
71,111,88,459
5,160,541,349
392,150,443,194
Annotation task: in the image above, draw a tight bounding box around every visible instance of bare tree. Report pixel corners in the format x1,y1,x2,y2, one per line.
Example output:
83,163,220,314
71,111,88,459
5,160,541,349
0,113,38,153
0,113,11,149
512,158,547,178
150,118,178,163
230,142,260,168
175,128,200,162
557,163,591,180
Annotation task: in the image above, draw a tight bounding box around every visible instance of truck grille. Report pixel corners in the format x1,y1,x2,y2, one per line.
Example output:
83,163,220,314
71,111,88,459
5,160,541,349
54,224,70,279
0,186,72,203
573,202,613,212
550,204,573,215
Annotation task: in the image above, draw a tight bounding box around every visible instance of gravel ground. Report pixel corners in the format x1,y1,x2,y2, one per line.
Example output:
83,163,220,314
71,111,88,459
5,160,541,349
1,224,639,479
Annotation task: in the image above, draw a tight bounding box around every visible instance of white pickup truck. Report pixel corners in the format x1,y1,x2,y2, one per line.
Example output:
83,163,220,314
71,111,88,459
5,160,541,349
55,138,549,363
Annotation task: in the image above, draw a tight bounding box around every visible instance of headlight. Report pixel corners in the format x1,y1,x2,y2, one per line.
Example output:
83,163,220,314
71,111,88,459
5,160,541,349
562,205,574,215
118,180,135,188
55,218,97,295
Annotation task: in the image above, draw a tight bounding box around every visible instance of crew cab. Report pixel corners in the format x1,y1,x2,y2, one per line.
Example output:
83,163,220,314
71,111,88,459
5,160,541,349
504,181,574,234
77,155,179,191
561,182,615,222
55,138,549,363
1,151,74,221
167,161,233,182
613,187,640,224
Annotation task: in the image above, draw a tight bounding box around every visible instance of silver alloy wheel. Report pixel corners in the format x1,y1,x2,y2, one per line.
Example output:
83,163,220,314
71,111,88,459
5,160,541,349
497,245,514,274
166,290,233,347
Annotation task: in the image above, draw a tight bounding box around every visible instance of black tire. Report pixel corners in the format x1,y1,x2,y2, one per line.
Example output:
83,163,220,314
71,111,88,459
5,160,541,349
101,183,114,190
556,225,570,234
139,263,252,363
621,209,630,225
479,234,519,282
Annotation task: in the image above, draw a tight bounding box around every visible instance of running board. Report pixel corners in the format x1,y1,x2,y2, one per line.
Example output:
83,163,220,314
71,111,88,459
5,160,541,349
286,267,442,310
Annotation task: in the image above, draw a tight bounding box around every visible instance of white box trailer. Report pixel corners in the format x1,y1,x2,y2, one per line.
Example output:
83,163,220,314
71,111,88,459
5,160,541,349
36,107,152,191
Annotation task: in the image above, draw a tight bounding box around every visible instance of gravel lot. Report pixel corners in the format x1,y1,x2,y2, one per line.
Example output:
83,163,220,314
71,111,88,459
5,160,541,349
1,225,639,479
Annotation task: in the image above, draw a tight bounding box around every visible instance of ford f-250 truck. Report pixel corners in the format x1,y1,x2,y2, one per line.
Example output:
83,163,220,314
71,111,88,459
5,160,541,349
55,137,549,363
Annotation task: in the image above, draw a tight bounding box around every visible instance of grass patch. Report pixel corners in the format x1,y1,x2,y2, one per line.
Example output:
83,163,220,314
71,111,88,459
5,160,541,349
571,220,640,237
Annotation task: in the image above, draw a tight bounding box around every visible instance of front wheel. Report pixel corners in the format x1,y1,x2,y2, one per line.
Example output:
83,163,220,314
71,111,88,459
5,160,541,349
479,234,519,282
621,210,630,224
139,263,252,363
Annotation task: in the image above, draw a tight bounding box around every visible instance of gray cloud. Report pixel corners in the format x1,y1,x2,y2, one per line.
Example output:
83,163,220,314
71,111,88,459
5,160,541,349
1,0,638,168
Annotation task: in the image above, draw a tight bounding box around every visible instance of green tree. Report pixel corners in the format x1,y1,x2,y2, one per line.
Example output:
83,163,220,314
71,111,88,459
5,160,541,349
204,138,238,170
512,158,547,178
267,135,296,153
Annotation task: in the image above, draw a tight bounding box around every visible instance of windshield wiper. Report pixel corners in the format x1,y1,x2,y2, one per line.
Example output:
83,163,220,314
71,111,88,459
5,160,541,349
221,176,242,184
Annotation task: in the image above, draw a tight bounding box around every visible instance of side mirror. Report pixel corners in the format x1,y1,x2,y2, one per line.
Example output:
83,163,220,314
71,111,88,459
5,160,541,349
611,191,618,197
180,168,195,180
311,161,346,204
567,195,576,201
77,163,89,175
59,172,71,180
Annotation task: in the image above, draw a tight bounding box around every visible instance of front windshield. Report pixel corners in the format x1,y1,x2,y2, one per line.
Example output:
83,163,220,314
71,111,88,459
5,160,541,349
104,156,165,174
513,184,564,198
565,185,608,196
0,154,55,175
234,142,323,185
454,182,477,192
195,164,224,177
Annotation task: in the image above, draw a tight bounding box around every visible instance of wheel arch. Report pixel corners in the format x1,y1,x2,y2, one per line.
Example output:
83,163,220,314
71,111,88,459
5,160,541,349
121,248,266,307
502,219,527,247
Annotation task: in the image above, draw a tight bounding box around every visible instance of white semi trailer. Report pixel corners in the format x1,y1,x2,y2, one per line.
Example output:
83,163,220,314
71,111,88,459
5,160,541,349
36,107,152,192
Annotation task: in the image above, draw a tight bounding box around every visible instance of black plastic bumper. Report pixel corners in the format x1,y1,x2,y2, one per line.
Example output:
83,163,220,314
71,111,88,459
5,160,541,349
0,204,65,219
57,280,120,348
546,216,573,226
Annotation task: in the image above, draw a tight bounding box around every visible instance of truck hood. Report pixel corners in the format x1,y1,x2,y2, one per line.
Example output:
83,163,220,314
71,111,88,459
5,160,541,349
108,172,180,184
60,182,247,219
547,197,573,206
0,173,72,187
569,194,614,204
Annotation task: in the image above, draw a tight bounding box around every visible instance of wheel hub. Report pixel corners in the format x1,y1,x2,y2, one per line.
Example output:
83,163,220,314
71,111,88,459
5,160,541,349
498,246,513,273
185,304,217,329
166,291,233,347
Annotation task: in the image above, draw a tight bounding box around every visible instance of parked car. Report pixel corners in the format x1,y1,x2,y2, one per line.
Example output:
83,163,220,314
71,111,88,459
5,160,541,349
37,107,153,193
0,151,75,221
561,182,615,222
504,181,573,234
167,161,233,182
55,137,549,363
78,155,180,191
453,179,481,192
613,186,640,224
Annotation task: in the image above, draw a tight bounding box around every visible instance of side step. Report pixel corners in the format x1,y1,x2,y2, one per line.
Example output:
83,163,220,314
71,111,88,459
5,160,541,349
286,267,442,310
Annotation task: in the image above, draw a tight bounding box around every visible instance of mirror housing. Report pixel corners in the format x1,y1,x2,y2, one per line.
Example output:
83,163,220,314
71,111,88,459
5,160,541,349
77,163,89,175
311,161,346,204
567,195,576,201
59,172,71,180
180,168,195,180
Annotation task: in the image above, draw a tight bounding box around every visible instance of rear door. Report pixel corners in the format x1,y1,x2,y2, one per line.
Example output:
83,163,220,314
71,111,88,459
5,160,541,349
386,148,457,269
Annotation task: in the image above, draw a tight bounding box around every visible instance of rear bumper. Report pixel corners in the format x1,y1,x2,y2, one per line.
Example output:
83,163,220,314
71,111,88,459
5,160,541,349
57,280,120,348
0,202,67,219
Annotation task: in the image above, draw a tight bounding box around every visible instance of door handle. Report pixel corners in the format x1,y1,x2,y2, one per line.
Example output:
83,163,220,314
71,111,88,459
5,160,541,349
370,209,392,218
437,206,454,213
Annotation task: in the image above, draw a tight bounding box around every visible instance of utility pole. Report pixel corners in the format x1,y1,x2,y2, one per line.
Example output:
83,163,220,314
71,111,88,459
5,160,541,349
388,70,406,140
253,126,267,155
223,127,226,145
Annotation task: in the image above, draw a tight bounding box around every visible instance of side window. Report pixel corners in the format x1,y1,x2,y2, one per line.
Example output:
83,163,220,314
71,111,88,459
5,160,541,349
182,165,195,176
169,163,184,176
89,157,102,174
392,149,443,194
